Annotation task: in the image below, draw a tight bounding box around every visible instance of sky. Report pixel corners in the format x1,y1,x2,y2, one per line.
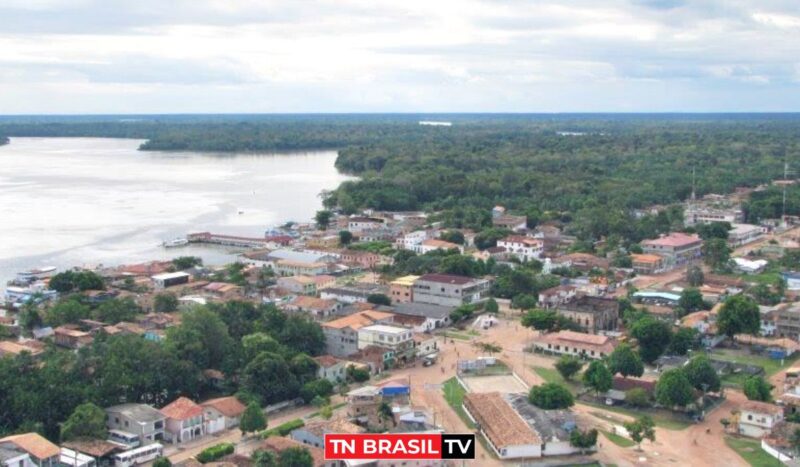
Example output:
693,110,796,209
1,0,799,113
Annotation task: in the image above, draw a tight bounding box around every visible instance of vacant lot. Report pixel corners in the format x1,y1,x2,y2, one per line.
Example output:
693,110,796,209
461,373,528,394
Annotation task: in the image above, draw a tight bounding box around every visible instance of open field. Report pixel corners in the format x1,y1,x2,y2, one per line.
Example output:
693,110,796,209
460,373,528,394
582,402,692,431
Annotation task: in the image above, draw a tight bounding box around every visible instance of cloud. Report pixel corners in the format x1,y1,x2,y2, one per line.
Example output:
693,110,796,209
0,0,798,112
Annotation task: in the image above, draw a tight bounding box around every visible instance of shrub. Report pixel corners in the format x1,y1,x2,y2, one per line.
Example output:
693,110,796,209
197,443,234,463
260,418,305,438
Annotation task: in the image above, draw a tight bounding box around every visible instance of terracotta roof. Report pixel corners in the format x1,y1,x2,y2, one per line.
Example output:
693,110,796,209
538,330,616,354
322,310,394,330
463,392,540,449
501,236,542,246
741,400,783,416
201,396,246,418
313,355,342,368
259,437,325,467
289,296,337,310
62,439,122,458
642,232,701,248
161,397,203,420
421,239,460,249
612,376,656,394
0,433,60,460
0,341,43,357
301,418,365,437
631,253,663,264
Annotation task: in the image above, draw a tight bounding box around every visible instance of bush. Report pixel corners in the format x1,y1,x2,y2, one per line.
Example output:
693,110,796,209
260,418,305,438
625,387,651,408
300,379,334,403
347,365,370,383
196,443,234,463
528,382,574,409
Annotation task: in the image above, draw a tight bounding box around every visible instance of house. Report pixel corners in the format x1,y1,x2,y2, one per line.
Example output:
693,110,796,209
492,215,527,232
727,223,764,247
314,355,347,383
151,272,190,289
496,236,543,262
505,393,592,457
284,296,342,320
412,274,491,307
346,386,383,426
0,340,44,358
201,396,246,434
533,330,617,359
395,230,431,252
243,249,338,269
684,204,744,226
320,284,389,304
462,392,541,459
538,285,577,309
339,250,384,269
160,397,205,443
641,233,702,268
347,216,385,233
53,326,93,349
738,400,784,438
417,239,463,254
0,433,60,467
305,234,339,249
61,439,122,467
321,310,395,357
391,302,452,331
782,272,800,291
273,260,329,277
547,253,610,272
555,296,620,334
733,257,769,274
357,324,414,362
776,304,800,340
290,419,364,450
413,334,438,357
105,403,166,444
349,345,396,374
276,276,317,295
631,254,665,275
389,275,420,304
311,275,337,291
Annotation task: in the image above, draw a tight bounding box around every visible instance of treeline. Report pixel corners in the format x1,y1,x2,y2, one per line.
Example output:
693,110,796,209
0,301,327,441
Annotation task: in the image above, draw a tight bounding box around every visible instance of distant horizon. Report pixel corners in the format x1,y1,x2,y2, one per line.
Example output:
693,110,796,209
2,111,800,117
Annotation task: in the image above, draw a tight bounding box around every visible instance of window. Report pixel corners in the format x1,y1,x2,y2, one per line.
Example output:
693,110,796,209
748,414,753,421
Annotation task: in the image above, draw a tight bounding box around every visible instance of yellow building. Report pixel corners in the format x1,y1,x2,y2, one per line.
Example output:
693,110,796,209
389,275,420,304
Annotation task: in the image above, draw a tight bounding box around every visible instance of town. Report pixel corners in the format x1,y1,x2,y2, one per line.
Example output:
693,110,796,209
2,180,800,467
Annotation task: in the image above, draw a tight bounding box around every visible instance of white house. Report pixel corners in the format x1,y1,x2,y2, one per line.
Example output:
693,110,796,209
200,397,246,434
497,236,544,262
160,397,205,444
738,400,784,438
314,355,348,383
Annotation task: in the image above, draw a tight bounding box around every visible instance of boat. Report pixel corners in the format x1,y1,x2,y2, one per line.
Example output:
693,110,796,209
238,208,245,214
16,266,57,282
162,238,189,248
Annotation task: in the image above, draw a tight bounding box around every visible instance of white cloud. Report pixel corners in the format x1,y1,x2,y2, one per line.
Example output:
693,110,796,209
0,0,798,112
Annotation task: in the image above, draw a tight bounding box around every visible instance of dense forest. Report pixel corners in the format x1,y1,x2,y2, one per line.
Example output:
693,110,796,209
1,114,798,243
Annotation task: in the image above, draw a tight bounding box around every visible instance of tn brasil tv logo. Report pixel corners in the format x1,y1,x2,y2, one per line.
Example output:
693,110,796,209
325,433,476,460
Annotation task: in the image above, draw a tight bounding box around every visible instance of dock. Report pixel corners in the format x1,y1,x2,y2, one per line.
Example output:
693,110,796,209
187,232,272,249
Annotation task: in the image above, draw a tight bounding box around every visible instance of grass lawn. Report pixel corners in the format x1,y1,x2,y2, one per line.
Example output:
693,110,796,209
710,348,800,377
443,331,474,341
725,436,783,467
442,377,475,429
581,401,691,430
600,429,636,448
533,366,582,394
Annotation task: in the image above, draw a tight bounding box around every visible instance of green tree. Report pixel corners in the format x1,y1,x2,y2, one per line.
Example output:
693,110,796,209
625,388,651,407
346,365,370,383
278,447,314,467
315,210,333,230
683,355,721,393
484,298,499,314
702,238,731,270
630,317,673,363
172,256,203,270
242,352,300,404
569,428,598,454
153,293,179,313
743,376,773,402
252,450,277,467
319,405,333,419
439,230,465,245
243,333,283,361
45,298,91,326
240,402,267,435
165,306,234,371
366,293,391,306
667,327,697,355
554,355,584,381
153,458,172,467
278,315,326,356
583,361,613,395
717,294,760,338
677,288,706,318
697,222,732,240
624,415,656,450
608,344,644,378
93,297,141,324
378,401,395,427
60,402,108,441
338,230,353,245
655,369,695,408
521,309,557,330
528,383,574,409
290,353,321,384
687,265,704,287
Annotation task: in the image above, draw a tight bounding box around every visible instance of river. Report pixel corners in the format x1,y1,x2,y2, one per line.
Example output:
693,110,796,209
0,137,352,286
